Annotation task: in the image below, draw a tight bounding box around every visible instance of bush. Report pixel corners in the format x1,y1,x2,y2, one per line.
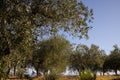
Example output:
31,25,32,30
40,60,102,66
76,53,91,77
24,74,30,79
45,73,59,80
79,68,96,80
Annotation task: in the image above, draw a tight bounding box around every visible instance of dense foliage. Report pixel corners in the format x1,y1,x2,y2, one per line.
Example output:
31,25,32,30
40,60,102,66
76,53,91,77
32,36,71,75
0,0,93,57
69,44,106,73
0,0,93,78
103,45,120,75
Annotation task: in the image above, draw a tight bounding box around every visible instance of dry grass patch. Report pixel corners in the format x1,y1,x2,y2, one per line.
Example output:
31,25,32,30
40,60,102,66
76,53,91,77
3,75,119,80
96,75,120,80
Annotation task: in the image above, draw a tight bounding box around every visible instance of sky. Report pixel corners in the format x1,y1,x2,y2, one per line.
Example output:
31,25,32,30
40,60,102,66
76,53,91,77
67,0,120,54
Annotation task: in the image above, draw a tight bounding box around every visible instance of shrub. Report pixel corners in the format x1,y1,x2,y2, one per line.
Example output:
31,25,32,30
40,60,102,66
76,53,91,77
24,74,30,79
79,68,96,80
45,73,59,80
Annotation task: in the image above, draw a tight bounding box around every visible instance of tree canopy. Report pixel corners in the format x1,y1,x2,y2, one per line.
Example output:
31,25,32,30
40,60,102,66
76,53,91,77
0,0,93,48
69,44,106,72
103,45,120,75
32,36,72,75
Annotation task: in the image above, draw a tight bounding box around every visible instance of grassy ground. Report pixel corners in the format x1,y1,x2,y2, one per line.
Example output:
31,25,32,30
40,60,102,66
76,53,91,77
1,75,120,80
32,75,120,80
96,75,120,80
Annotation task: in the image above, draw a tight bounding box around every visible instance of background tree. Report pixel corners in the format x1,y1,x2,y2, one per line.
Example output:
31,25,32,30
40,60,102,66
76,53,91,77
103,45,120,75
87,44,100,70
32,35,72,75
69,44,89,72
69,44,106,74
88,44,106,72
94,50,106,75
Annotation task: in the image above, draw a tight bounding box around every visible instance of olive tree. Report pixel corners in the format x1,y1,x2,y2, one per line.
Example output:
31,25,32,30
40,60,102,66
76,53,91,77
32,36,72,75
69,44,89,72
103,45,120,75
69,44,106,74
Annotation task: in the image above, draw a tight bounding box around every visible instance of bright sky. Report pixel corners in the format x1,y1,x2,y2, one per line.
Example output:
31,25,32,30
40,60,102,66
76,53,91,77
67,0,120,54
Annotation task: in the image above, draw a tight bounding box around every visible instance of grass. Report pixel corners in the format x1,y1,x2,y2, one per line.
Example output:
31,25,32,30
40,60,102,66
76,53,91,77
32,75,120,80
96,75,120,80
1,75,120,80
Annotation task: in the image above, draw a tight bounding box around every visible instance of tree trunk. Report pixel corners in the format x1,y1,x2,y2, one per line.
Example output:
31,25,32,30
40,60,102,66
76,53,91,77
115,69,117,75
77,68,80,73
14,66,16,76
103,72,104,76
99,68,103,76
36,68,39,76
102,68,105,76
100,71,102,76
6,68,11,75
